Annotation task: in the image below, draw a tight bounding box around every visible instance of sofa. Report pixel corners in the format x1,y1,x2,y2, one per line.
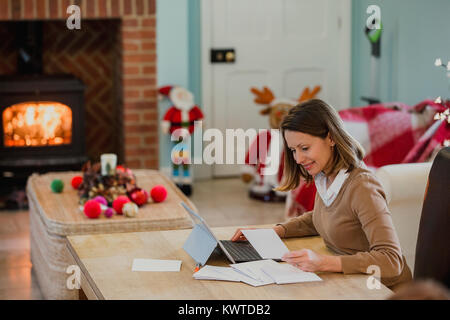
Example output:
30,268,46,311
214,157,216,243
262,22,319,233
375,162,432,273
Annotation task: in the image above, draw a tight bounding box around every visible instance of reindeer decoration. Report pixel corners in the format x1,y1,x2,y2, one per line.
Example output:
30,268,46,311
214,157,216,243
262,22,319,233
241,85,321,202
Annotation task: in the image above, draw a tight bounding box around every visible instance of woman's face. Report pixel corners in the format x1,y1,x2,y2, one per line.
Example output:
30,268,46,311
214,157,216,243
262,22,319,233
284,130,335,177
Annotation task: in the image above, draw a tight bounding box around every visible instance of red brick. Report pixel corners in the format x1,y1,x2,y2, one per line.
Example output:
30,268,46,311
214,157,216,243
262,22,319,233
123,53,156,63
143,89,157,99
60,0,71,18
142,65,156,74
144,159,159,169
36,0,46,18
125,136,142,146
124,158,142,169
142,18,155,28
49,0,59,18
144,136,158,145
124,77,156,87
125,147,157,157
86,0,95,17
122,18,139,27
98,0,107,17
124,112,140,122
0,0,9,20
122,30,155,40
141,41,156,51
24,0,34,19
11,0,20,19
125,124,157,133
148,0,155,15
124,90,141,99
124,0,132,15
124,66,141,75
123,42,140,51
111,0,120,16
124,101,157,110
143,111,158,121
136,0,144,15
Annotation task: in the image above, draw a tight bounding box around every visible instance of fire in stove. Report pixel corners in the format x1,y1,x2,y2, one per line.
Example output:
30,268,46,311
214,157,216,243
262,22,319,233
2,101,72,147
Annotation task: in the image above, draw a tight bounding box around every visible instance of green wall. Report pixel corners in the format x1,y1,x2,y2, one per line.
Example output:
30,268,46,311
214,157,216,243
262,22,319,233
351,0,450,106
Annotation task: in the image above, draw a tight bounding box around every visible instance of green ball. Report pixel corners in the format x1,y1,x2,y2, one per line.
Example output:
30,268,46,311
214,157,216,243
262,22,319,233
50,179,64,193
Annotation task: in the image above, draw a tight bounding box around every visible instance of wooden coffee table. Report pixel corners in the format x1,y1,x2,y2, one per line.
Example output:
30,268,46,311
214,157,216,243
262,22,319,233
66,225,393,300
27,169,195,299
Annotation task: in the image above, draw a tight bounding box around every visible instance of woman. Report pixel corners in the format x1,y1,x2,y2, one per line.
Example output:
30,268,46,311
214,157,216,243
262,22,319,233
232,99,412,290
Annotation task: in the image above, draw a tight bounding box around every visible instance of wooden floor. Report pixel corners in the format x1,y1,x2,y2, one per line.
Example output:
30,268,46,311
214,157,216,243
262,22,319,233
0,177,286,300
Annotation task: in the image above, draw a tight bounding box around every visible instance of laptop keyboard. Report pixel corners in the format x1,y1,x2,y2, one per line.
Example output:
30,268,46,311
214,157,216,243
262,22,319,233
220,240,262,262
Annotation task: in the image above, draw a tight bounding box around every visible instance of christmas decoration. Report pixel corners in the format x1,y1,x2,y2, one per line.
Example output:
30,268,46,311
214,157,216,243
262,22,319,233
78,161,136,205
242,86,321,202
83,200,102,219
50,179,64,193
122,202,139,218
150,185,167,203
112,195,131,215
93,195,108,206
71,176,83,190
159,85,204,196
104,207,115,218
128,188,149,206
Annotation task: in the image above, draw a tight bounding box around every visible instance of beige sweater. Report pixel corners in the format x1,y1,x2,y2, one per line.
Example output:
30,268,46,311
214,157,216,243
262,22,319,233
280,167,412,290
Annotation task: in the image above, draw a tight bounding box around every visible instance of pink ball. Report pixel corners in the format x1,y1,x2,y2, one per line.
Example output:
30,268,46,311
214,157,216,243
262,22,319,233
150,185,167,203
93,195,108,206
104,207,115,218
113,195,131,215
84,200,101,219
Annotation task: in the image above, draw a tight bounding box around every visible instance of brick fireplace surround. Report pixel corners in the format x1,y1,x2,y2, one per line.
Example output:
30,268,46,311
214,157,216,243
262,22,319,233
0,0,158,169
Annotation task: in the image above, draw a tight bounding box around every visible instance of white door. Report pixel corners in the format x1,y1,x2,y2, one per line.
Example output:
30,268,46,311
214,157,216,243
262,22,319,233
200,0,351,178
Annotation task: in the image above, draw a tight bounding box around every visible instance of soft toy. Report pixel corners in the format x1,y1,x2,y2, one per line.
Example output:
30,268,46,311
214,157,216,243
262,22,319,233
241,86,321,202
159,85,204,196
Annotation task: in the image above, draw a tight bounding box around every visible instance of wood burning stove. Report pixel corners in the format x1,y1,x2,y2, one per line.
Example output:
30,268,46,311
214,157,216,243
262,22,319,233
0,74,87,195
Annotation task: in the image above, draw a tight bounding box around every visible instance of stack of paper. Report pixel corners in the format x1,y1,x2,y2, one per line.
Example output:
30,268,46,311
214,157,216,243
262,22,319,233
193,259,322,287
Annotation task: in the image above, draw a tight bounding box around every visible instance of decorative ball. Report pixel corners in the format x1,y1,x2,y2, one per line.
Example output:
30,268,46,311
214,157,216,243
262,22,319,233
150,185,167,203
123,202,139,218
112,195,131,215
50,179,64,193
71,176,83,190
83,200,101,219
93,195,108,206
104,207,115,218
130,188,149,206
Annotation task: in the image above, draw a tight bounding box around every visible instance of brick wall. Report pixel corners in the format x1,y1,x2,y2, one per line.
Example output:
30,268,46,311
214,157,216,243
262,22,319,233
0,0,158,169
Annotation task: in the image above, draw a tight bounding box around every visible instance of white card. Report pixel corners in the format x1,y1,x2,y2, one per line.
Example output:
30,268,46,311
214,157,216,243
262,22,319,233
242,229,289,260
131,259,182,272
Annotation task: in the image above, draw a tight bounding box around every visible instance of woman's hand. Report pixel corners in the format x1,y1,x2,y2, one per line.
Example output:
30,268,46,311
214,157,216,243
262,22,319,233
231,225,286,242
282,249,342,273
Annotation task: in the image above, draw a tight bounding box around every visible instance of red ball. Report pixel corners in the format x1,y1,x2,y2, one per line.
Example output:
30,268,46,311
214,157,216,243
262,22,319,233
130,189,149,206
150,185,167,203
83,200,101,219
71,176,83,189
113,195,131,215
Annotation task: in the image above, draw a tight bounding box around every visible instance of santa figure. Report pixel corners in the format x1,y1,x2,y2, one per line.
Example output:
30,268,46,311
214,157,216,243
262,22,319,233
159,85,204,196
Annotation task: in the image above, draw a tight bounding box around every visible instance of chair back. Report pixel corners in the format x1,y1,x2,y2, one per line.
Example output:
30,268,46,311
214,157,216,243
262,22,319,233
414,147,450,288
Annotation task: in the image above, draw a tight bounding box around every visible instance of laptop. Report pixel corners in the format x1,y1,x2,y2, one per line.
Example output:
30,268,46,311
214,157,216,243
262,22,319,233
181,202,264,264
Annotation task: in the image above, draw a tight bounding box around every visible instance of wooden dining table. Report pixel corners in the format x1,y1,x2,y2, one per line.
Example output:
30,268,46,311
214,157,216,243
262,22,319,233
66,224,393,300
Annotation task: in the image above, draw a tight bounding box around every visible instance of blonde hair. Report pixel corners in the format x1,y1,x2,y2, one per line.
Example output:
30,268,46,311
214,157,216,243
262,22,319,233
276,99,365,191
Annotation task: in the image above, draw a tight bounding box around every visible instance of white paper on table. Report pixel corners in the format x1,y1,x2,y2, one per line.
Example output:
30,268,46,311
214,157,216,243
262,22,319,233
241,229,289,260
261,263,322,284
230,260,277,286
131,259,182,272
193,266,241,282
